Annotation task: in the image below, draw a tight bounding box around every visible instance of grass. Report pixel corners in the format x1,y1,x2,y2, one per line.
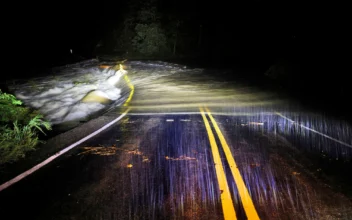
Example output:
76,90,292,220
0,90,51,164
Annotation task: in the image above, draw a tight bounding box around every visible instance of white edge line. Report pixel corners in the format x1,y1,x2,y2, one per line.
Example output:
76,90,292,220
275,112,352,148
0,108,130,192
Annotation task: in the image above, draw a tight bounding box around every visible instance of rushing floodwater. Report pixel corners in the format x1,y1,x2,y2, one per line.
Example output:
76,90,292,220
1,59,351,220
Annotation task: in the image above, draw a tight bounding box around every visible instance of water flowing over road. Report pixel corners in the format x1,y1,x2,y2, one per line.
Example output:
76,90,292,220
1,61,351,220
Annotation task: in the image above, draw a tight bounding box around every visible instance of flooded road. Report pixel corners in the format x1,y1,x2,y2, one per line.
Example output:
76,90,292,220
1,61,352,219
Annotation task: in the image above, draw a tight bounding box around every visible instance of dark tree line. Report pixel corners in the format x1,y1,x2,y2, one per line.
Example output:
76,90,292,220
95,0,204,59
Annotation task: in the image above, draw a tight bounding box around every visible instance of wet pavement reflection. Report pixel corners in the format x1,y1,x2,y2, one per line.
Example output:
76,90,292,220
1,61,352,220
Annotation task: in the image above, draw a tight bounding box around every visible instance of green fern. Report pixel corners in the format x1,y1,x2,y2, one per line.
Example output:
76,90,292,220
0,90,22,105
0,90,52,164
27,115,52,135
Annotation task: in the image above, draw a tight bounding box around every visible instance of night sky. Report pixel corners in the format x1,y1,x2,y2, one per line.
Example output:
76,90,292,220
7,0,303,66
4,0,348,100
6,1,117,67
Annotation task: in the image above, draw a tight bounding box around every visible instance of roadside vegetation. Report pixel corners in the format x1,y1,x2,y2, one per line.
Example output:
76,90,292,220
0,90,51,164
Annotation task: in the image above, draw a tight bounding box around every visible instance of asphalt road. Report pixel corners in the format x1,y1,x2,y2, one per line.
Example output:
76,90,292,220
1,63,352,220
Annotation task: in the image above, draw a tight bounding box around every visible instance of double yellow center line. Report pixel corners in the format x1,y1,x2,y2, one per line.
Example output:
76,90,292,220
200,107,260,220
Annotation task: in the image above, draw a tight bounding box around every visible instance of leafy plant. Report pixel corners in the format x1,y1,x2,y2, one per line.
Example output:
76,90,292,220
0,91,38,125
0,91,22,105
0,90,52,164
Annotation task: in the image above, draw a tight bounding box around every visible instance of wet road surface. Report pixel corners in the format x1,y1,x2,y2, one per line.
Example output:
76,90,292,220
1,61,352,220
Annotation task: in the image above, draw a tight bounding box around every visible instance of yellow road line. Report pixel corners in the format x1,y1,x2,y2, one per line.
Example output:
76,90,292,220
205,107,260,220
0,71,136,192
123,74,134,106
199,107,237,220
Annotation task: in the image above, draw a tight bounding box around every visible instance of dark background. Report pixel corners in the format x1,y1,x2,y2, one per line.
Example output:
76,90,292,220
4,1,345,71
3,0,350,120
